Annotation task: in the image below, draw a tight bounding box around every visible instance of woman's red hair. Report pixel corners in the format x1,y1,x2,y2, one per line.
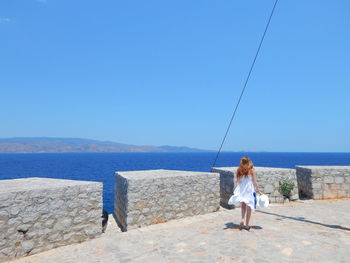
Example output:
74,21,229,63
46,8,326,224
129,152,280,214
237,156,253,178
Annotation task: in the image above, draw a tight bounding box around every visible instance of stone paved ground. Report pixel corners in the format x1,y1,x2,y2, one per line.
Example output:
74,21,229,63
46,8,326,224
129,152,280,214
8,199,350,263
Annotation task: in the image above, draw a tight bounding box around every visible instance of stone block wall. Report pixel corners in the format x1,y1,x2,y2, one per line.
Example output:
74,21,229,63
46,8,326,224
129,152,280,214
0,177,102,262
255,167,299,202
211,167,299,208
114,169,220,231
211,167,235,209
296,166,350,199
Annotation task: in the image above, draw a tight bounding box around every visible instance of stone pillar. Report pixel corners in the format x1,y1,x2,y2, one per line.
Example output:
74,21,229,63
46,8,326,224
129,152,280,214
296,166,350,199
0,177,102,262
114,169,220,231
211,167,235,209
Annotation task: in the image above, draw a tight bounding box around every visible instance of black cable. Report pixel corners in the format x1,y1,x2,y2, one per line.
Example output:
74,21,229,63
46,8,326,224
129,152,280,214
212,0,279,167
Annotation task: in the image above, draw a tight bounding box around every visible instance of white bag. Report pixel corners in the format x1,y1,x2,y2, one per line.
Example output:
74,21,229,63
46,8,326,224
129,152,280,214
257,194,269,208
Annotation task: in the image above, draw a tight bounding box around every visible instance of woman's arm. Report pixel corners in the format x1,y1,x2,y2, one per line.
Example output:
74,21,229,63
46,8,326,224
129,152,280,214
251,169,262,195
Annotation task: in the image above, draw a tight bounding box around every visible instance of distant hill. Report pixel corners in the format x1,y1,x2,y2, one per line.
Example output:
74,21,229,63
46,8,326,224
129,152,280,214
0,137,209,153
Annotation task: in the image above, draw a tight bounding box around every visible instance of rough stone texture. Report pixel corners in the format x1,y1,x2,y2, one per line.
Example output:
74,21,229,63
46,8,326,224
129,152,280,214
0,177,102,262
210,167,235,209
296,166,350,199
211,167,299,209
114,169,220,231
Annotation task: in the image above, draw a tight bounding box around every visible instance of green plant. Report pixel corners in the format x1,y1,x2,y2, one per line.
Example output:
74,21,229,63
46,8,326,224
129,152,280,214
279,179,295,199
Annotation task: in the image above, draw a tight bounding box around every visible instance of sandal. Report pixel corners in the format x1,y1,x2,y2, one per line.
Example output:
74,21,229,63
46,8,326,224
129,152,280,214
245,225,251,231
239,221,244,230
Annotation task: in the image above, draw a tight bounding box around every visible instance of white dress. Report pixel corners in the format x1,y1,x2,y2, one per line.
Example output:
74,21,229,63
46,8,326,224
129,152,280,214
228,175,257,211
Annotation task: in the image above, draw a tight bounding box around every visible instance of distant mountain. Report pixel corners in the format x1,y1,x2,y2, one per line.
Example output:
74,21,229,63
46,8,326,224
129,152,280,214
0,137,208,153
158,145,207,152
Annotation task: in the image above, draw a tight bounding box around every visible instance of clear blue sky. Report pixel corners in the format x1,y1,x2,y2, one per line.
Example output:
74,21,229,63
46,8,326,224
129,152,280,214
0,0,349,152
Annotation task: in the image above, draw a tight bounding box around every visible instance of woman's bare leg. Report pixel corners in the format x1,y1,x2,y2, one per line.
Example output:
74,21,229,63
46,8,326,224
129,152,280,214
245,206,252,229
241,202,246,225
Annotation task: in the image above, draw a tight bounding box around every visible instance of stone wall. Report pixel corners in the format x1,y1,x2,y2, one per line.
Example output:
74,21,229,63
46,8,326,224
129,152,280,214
211,167,299,208
0,177,102,262
211,167,235,209
296,166,350,199
114,169,220,231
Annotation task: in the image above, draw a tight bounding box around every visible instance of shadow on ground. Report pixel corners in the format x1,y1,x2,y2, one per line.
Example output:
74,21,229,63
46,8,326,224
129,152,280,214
223,222,263,231
257,210,350,231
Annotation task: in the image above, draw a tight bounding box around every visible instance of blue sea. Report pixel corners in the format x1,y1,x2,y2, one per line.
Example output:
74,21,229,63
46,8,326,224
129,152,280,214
0,152,349,213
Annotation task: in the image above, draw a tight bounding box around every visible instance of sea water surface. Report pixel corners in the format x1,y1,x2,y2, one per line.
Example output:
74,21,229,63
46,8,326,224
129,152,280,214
0,152,349,213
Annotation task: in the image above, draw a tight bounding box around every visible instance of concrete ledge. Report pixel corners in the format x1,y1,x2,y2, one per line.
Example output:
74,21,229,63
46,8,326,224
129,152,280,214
211,167,299,208
114,169,220,231
296,166,350,199
0,177,102,262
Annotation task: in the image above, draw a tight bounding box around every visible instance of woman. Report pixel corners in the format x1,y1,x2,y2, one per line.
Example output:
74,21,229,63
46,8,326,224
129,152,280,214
229,156,262,230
